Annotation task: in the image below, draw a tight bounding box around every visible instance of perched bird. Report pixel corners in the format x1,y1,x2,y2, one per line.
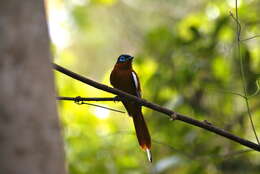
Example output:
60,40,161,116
110,54,152,162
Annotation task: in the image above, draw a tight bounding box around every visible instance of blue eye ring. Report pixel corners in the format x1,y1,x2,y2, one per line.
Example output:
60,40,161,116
119,56,126,62
117,54,134,63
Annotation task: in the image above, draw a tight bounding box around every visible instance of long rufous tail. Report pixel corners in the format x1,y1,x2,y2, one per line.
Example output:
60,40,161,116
132,111,152,162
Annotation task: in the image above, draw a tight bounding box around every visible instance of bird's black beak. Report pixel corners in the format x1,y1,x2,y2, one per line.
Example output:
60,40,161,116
129,56,134,60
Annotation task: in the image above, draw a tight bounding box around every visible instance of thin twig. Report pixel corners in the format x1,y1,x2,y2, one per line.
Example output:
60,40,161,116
53,63,260,152
57,96,125,114
206,87,246,99
248,79,260,98
229,11,241,41
230,0,260,144
241,34,260,42
221,149,252,159
57,96,121,101
77,102,125,114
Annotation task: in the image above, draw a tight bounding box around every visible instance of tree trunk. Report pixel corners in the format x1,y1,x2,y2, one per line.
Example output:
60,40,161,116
0,1,66,174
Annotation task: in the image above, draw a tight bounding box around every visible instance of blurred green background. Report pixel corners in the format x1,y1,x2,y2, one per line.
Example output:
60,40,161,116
47,0,260,173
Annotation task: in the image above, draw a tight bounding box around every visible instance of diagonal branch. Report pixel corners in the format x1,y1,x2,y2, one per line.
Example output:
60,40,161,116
53,63,260,152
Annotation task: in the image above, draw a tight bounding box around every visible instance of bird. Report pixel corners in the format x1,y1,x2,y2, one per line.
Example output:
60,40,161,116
110,54,152,162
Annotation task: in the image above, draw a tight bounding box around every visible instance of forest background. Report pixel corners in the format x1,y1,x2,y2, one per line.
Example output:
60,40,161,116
47,0,260,173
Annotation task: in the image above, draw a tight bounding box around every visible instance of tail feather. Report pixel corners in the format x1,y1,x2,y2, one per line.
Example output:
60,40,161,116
132,111,152,162
146,149,152,162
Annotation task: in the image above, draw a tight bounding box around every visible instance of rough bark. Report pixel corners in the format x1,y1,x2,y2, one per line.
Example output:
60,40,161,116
0,1,66,174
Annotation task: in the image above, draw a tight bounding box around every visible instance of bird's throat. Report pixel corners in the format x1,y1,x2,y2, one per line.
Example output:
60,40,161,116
114,61,132,70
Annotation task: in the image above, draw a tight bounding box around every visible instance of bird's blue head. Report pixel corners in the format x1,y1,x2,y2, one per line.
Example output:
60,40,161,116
117,54,134,63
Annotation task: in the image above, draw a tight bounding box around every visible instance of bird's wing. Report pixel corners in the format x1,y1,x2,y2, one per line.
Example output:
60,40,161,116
131,71,141,98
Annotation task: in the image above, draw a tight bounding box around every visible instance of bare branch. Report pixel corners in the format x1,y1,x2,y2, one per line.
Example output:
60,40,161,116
53,63,260,152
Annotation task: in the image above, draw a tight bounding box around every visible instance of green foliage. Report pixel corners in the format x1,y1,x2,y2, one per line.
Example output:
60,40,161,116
50,0,260,173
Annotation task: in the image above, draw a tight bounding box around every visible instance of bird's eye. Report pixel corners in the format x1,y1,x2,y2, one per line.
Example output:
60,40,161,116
119,56,126,62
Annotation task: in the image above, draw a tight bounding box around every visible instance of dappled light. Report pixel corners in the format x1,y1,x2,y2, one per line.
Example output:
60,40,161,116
48,0,260,173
